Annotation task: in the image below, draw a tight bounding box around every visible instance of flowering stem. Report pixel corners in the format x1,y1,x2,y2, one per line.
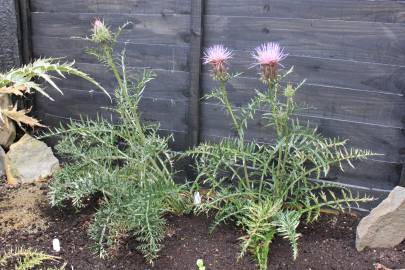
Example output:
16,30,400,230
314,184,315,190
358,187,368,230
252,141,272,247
103,46,124,91
219,80,242,140
218,79,250,187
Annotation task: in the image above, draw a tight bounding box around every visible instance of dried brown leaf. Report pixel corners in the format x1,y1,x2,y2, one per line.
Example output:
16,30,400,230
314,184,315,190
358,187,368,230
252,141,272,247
2,105,46,128
0,85,27,96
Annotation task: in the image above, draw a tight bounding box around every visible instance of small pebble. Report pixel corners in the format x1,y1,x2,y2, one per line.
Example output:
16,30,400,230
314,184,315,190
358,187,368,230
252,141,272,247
53,238,61,252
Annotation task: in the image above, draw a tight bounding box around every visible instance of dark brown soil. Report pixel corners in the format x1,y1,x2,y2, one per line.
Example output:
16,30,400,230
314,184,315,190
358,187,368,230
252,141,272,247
0,184,404,270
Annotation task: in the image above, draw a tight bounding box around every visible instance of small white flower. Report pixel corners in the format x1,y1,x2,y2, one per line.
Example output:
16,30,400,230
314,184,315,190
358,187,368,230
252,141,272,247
52,238,61,252
193,191,202,205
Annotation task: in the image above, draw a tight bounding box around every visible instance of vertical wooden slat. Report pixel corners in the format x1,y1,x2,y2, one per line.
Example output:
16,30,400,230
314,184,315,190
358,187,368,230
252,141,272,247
17,0,32,64
186,0,204,149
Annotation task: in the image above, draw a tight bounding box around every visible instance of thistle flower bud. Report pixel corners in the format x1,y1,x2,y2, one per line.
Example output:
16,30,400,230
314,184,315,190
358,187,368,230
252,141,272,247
252,42,288,82
202,45,233,81
284,84,295,98
91,18,112,44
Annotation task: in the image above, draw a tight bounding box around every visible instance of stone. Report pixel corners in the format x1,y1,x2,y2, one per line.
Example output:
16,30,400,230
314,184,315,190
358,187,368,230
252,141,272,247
5,134,59,185
356,186,405,251
0,94,16,148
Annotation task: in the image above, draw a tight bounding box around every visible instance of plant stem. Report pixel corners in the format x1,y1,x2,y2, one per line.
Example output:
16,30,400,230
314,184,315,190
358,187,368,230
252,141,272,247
103,46,124,92
219,80,242,140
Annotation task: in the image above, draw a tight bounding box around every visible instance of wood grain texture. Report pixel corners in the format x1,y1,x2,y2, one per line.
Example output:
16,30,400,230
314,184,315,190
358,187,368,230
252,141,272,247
202,75,405,128
33,37,189,72
200,103,405,163
323,159,401,191
43,62,190,101
31,0,191,15
205,0,405,23
0,0,20,71
204,15,405,65
31,12,191,46
35,88,188,133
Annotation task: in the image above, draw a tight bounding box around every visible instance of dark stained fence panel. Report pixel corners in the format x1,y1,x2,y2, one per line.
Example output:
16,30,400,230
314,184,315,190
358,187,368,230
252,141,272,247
35,89,188,132
31,0,191,15
202,75,405,128
200,103,404,163
199,1,405,196
202,52,405,95
204,15,405,65
28,0,405,203
31,12,191,46
206,0,405,23
47,62,190,101
33,37,190,72
30,1,192,148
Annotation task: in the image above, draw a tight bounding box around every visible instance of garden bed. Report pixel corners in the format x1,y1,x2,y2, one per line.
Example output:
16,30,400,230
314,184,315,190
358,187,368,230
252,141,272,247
0,184,404,270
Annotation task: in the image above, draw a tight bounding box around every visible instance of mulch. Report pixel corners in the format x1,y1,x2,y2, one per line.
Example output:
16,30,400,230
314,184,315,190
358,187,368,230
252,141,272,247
0,184,404,270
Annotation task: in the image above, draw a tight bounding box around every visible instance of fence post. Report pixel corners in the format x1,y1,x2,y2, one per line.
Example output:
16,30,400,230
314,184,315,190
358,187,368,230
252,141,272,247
187,0,204,149
16,0,32,64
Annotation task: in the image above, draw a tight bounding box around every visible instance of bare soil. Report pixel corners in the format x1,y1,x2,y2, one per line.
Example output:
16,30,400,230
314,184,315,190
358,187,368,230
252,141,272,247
0,184,404,270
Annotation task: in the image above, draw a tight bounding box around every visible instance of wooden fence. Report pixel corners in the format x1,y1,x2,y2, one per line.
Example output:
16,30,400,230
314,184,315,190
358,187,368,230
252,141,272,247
0,0,21,72
6,0,405,206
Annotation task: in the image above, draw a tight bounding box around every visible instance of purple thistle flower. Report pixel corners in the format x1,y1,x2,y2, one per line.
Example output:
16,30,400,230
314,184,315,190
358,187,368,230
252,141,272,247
203,45,233,81
252,42,288,81
92,18,105,33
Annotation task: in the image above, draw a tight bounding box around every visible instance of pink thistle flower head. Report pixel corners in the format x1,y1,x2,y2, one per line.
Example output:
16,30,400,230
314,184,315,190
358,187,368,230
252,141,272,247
252,42,288,81
91,18,112,44
203,45,233,65
203,45,233,81
93,18,105,32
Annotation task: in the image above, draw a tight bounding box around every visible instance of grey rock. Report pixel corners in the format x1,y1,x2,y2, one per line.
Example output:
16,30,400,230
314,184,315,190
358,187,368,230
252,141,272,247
356,186,405,251
5,134,59,185
0,94,16,147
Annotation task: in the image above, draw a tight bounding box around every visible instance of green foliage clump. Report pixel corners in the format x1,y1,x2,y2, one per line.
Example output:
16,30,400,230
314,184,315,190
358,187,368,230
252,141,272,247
0,57,108,130
189,46,375,270
0,247,63,270
44,21,190,263
0,57,108,101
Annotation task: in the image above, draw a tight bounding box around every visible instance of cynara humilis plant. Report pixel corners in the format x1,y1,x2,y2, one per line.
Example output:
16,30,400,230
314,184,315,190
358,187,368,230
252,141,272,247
0,58,108,131
44,19,191,263
188,43,375,270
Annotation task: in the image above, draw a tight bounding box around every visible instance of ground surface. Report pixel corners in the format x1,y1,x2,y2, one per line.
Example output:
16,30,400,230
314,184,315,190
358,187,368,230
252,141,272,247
0,184,404,270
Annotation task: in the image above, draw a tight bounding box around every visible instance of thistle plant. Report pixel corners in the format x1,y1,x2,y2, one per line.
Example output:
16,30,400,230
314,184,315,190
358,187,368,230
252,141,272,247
189,43,375,270
0,247,63,270
0,57,108,131
44,19,190,263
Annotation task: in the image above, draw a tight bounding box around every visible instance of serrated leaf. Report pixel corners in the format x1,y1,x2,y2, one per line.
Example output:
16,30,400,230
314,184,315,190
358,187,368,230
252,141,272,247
2,105,46,128
0,85,27,96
